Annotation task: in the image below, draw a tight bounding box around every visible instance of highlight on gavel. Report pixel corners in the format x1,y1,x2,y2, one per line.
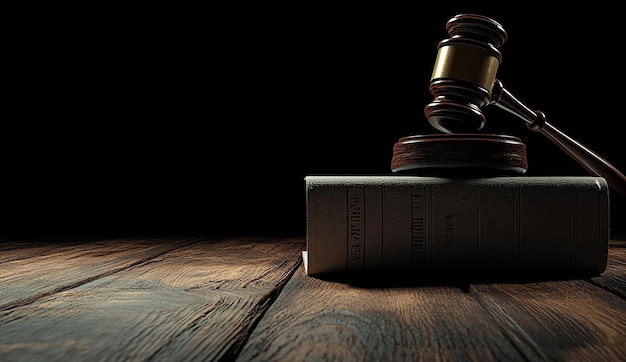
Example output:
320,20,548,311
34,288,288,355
391,13,626,196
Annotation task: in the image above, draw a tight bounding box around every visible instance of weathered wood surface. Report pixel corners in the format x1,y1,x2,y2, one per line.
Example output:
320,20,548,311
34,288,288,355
0,236,624,362
0,236,304,361
239,237,626,361
0,237,200,310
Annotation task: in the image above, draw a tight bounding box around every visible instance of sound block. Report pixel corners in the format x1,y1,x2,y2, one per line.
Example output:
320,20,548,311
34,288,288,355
391,133,527,176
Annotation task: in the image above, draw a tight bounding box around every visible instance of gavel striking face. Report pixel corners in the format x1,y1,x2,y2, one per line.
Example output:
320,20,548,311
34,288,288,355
424,14,507,133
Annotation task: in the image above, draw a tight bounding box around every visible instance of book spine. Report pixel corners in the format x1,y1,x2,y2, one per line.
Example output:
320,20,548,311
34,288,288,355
305,176,609,275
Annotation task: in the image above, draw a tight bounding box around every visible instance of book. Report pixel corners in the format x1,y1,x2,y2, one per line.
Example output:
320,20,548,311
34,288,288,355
303,175,609,276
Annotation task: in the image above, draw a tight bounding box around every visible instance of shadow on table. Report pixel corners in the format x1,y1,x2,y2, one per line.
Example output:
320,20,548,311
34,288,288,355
310,269,601,290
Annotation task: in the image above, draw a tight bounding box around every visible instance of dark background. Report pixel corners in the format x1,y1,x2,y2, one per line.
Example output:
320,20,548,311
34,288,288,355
5,3,625,239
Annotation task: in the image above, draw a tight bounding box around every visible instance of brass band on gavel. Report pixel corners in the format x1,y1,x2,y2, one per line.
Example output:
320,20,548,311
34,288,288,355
431,44,500,93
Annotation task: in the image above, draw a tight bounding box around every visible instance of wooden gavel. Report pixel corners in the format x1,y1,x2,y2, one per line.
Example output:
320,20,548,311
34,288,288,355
392,13,626,196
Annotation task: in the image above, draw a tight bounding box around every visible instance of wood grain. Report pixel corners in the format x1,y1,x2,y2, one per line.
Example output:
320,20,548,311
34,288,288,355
238,241,626,362
237,265,532,361
0,236,199,310
0,237,304,361
0,237,623,361
470,279,626,361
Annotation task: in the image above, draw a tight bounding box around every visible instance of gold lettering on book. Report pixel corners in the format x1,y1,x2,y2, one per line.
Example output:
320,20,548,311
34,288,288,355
348,196,362,261
411,189,425,265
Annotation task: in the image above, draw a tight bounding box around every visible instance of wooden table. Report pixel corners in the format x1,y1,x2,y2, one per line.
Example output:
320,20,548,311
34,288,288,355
0,235,624,361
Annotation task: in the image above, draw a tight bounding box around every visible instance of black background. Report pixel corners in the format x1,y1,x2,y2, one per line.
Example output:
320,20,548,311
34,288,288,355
4,3,625,238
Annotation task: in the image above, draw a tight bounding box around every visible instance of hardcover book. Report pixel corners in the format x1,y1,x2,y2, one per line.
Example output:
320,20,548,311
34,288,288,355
303,175,609,276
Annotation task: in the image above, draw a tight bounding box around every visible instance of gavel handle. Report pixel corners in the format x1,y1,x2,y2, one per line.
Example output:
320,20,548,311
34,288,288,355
491,79,626,196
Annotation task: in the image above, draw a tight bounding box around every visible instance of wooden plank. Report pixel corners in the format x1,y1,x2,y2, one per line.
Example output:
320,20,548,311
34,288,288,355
470,279,626,361
238,243,626,361
237,265,539,361
0,236,304,362
0,238,84,263
0,236,199,310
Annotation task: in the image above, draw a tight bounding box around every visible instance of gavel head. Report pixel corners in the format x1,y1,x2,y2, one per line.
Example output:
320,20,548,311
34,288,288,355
424,14,507,133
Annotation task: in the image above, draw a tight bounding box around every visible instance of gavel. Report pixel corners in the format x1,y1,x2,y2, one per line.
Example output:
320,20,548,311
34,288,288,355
391,13,626,196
